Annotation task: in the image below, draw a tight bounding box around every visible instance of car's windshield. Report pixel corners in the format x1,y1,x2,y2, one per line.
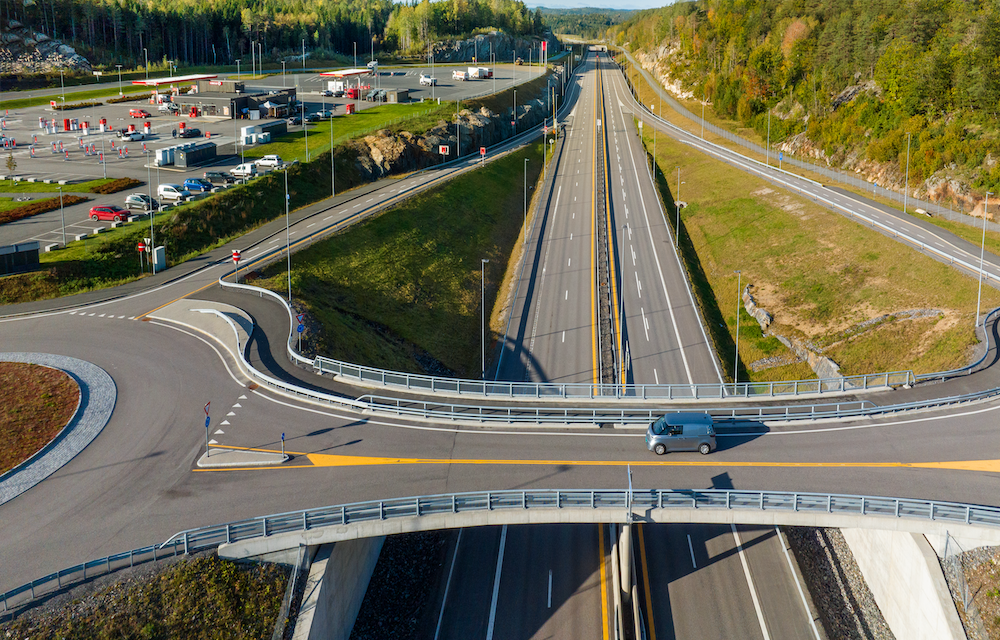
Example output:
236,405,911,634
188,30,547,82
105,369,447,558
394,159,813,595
651,418,666,435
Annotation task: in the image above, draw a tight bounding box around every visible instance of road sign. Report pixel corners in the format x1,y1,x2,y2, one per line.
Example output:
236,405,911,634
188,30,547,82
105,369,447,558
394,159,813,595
779,151,783,161
205,416,210,428
50,100,56,108
137,241,146,253
204,402,210,415
232,249,241,263
297,313,305,323
638,121,643,129
297,324,305,333
480,146,486,156
438,144,449,155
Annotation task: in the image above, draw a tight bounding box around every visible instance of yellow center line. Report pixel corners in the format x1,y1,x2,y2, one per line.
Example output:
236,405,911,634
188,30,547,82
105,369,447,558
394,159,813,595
590,56,600,385
193,445,1000,474
598,523,610,640
637,523,657,640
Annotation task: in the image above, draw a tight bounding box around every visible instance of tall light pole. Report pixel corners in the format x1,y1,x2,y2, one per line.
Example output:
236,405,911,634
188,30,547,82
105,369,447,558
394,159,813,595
236,59,241,80
765,107,771,166
903,132,912,214
675,166,682,243
285,170,292,302
456,99,460,158
302,38,306,70
116,64,123,95
977,192,993,328
143,48,148,80
354,42,357,69
57,186,65,246
523,158,529,244
60,69,65,103
145,149,153,236
481,258,490,379
282,61,286,87
734,270,742,386
651,103,656,171
701,93,706,139
330,111,336,197
512,89,517,135
302,99,308,162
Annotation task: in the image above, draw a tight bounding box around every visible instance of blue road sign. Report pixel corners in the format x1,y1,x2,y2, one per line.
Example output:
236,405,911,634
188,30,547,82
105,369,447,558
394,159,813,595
297,324,305,333
779,152,783,161
205,416,210,428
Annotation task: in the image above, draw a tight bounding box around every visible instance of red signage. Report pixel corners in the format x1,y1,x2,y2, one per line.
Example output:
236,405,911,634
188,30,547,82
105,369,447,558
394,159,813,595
137,241,146,253
542,41,547,52
232,249,241,263
209,81,224,86
480,146,486,156
438,144,449,155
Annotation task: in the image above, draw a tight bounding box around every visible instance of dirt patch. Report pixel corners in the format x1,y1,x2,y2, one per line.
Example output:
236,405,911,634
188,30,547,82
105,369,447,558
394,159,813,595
0,362,79,474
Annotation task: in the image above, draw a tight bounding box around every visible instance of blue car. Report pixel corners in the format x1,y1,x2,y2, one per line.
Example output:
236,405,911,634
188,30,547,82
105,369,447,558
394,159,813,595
183,178,214,193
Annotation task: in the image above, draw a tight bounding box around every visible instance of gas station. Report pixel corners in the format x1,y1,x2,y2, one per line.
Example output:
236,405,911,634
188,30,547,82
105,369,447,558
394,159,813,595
130,75,296,119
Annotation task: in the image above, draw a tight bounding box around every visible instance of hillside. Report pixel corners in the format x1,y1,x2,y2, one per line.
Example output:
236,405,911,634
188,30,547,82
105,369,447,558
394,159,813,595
609,0,1000,216
539,7,634,39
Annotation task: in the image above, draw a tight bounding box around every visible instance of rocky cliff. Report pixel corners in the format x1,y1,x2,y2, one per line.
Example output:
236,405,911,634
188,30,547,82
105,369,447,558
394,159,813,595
430,31,561,65
0,20,92,73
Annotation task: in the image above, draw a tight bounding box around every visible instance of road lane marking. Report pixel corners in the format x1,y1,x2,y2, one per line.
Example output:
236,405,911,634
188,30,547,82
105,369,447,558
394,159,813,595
485,524,508,640
599,526,610,640
637,525,657,640
732,524,771,640
776,526,823,640
433,528,464,640
562,331,566,342
641,307,650,341
565,290,568,300
547,569,553,608
687,533,697,568
635,272,642,298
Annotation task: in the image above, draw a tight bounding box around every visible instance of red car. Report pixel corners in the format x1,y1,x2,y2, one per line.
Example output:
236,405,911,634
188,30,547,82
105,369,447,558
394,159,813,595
129,108,151,118
89,205,129,222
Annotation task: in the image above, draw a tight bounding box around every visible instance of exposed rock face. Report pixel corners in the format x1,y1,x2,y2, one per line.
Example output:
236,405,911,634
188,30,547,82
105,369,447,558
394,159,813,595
349,98,547,182
430,31,561,64
0,20,92,73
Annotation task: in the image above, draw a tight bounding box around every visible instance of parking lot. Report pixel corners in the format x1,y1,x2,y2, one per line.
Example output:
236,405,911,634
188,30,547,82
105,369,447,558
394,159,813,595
0,63,545,248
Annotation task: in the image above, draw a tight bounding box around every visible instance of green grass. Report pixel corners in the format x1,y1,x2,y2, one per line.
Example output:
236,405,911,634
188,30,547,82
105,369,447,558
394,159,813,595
241,102,454,163
0,178,117,193
3,84,153,110
0,197,18,213
254,141,546,377
642,128,1000,381
0,555,288,639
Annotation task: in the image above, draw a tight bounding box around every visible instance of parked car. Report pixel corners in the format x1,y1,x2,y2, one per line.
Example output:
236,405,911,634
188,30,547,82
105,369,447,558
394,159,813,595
315,110,334,119
365,88,380,101
129,108,151,118
178,127,202,139
117,130,146,142
286,115,302,126
89,205,129,222
203,170,235,185
158,102,179,113
320,89,334,97
304,112,322,122
331,90,345,97
183,178,214,192
157,183,191,201
231,162,258,178
124,193,158,211
255,154,283,168
645,413,716,455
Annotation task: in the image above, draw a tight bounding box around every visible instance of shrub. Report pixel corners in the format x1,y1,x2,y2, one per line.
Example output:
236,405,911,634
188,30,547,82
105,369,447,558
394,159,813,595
52,101,103,111
0,195,88,225
90,177,143,194
107,93,151,104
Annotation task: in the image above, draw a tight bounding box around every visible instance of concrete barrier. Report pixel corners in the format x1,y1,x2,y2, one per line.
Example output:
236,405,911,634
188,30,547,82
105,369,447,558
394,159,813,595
843,528,966,640
92,226,105,234
44,243,61,252
74,233,87,241
290,538,384,640
111,222,122,229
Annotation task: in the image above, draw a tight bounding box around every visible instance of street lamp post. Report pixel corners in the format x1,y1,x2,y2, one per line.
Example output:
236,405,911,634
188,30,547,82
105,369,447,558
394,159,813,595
675,166,682,243
60,69,65,103
701,94,706,139
145,150,153,261
734,270,742,386
236,59,241,80
143,48,148,80
354,42,357,69
977,192,993,328
904,132,912,214
513,89,517,135
116,65,123,95
57,186,65,246
285,170,292,301
481,258,490,379
765,108,771,166
523,158,529,244
282,61,286,87
302,100,308,161
456,99,460,158
651,103,656,171
330,112,336,197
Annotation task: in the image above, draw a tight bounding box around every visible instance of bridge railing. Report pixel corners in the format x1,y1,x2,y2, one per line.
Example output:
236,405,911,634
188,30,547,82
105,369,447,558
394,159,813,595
7,488,1000,615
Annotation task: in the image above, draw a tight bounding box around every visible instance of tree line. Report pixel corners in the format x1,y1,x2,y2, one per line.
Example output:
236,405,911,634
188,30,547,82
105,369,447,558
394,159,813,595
539,7,633,40
1,0,543,69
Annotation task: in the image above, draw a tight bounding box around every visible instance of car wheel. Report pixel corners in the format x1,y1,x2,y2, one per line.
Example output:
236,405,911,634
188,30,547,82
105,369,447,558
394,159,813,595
90,214,98,220
113,215,123,222
653,444,666,456
699,443,711,455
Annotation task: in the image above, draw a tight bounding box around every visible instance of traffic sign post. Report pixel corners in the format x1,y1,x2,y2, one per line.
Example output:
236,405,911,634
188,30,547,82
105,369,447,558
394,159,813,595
204,402,211,458
281,432,285,457
137,241,146,275
438,144,449,156
232,249,241,283
480,146,486,165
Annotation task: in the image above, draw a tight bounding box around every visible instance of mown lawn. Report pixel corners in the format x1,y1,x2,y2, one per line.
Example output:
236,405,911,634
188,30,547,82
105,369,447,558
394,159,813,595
0,178,117,193
2,84,152,110
643,128,1000,381
254,141,545,377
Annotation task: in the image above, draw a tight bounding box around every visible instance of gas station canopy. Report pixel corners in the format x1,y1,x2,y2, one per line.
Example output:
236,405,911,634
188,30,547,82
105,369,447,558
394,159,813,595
131,74,219,86
319,69,372,78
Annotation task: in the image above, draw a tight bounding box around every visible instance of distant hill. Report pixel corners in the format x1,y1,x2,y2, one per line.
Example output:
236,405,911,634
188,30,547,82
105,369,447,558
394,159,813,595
538,7,634,39
609,0,1000,212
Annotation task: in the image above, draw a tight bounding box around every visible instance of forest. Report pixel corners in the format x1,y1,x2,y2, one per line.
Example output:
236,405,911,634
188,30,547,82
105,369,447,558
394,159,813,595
0,0,544,68
608,0,1000,199
538,7,633,40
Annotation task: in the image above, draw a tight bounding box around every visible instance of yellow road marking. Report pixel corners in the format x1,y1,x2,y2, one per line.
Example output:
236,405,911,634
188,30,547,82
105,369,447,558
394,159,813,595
590,53,600,385
598,523,610,640
194,445,1000,474
637,524,657,640
137,279,218,319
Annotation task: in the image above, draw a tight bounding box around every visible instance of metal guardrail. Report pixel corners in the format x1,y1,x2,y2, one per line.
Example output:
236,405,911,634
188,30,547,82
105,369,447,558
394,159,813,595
8,488,1000,614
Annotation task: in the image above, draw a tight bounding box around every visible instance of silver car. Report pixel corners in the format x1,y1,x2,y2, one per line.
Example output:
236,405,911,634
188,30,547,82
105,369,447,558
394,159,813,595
646,413,716,455
124,193,158,211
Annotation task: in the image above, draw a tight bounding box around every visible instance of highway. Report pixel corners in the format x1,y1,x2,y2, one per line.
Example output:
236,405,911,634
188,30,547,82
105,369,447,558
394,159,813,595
5,46,1000,639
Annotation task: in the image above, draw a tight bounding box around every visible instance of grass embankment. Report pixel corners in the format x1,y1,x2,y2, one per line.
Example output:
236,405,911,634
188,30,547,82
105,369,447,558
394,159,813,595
0,178,141,194
642,129,1000,382
242,102,455,164
0,556,287,639
3,84,153,111
0,362,79,474
0,195,88,225
612,50,1000,264
253,141,545,377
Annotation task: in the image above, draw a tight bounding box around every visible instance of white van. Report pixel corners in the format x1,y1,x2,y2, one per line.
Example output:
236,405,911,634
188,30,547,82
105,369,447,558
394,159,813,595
157,183,190,201
419,74,437,87
231,163,258,178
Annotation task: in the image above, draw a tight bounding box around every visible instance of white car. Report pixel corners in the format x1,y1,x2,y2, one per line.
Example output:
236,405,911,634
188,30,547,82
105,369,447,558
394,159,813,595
419,75,437,87
157,183,190,201
117,130,146,142
231,162,258,178
255,154,283,168
158,102,179,113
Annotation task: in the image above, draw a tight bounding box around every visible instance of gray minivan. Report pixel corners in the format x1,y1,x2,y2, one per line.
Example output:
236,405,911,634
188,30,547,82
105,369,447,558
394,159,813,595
646,413,716,455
